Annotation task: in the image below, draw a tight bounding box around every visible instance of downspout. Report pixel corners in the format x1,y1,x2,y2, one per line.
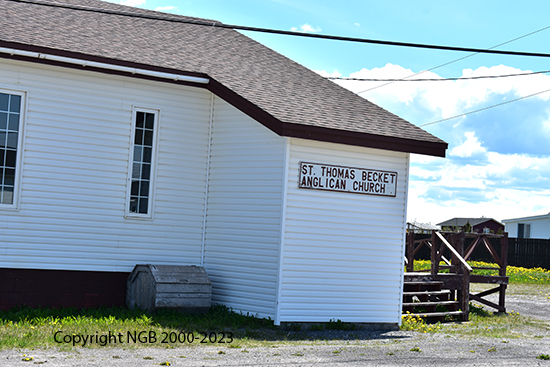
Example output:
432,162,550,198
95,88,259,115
274,137,291,325
398,153,411,326
200,94,215,266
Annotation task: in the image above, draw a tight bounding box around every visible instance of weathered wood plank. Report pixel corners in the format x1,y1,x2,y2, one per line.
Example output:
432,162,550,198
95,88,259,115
127,264,212,313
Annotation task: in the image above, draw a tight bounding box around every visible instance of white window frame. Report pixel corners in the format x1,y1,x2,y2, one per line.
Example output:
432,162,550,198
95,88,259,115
0,88,26,211
518,222,531,239
124,107,160,219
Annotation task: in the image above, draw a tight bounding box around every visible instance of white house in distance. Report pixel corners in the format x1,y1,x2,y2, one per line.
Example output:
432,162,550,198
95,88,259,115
502,213,550,239
0,0,446,327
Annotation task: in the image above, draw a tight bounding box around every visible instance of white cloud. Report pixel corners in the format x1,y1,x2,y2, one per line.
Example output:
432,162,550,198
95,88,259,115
290,24,322,33
318,64,550,226
119,0,146,6
408,149,550,224
329,64,550,122
450,131,486,158
315,70,342,78
155,6,177,12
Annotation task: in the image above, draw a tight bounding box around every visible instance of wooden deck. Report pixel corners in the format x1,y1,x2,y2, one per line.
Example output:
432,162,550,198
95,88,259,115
404,231,509,321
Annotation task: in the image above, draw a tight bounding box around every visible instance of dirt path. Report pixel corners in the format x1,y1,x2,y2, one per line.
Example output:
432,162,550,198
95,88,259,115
1,332,548,367
471,283,550,320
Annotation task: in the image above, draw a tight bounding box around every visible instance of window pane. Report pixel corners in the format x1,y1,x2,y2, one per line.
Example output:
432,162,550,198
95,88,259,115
7,132,17,149
145,113,154,129
140,181,149,196
128,110,156,216
0,113,7,130
5,150,15,168
0,94,8,111
0,168,3,184
141,163,150,180
131,180,139,196
2,186,13,204
138,198,148,214
0,150,4,166
0,132,5,148
129,196,138,213
133,146,142,163
143,147,152,163
143,130,153,147
136,112,145,128
9,95,20,113
134,128,143,145
8,114,19,131
4,168,14,186
132,163,140,179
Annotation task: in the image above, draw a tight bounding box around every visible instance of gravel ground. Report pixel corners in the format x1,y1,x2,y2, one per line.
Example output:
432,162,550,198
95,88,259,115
2,333,549,367
1,284,548,367
473,283,550,321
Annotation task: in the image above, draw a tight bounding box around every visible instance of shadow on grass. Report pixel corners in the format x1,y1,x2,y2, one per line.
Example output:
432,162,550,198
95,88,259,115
0,305,411,342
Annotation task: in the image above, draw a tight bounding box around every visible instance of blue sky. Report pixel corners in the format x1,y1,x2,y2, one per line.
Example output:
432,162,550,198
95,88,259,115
113,0,550,225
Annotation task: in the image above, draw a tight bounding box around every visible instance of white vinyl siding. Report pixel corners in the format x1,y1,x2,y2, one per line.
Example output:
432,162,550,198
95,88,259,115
279,139,409,324
0,59,210,272
203,96,285,320
504,216,550,239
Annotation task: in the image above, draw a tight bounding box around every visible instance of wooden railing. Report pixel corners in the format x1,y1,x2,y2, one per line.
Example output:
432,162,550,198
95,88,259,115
406,231,509,316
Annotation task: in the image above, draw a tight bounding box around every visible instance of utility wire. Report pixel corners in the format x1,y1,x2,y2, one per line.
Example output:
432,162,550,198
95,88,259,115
10,0,550,128
420,88,550,127
355,24,550,94
329,69,550,82
7,0,550,58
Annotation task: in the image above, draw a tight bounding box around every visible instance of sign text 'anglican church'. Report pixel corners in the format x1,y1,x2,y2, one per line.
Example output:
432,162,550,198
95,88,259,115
299,162,398,197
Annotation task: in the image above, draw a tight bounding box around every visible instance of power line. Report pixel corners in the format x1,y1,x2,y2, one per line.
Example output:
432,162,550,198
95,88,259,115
356,24,550,94
420,88,550,127
7,0,550,58
328,69,550,82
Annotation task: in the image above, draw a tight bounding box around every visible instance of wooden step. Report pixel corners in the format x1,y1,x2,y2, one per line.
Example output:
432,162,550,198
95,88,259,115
403,289,451,303
402,300,459,308
403,290,451,297
402,300,459,313
404,310,464,318
403,281,443,286
403,281,443,292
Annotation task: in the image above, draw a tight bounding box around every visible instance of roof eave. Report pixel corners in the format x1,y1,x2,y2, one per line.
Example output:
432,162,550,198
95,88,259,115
209,79,448,157
0,41,447,157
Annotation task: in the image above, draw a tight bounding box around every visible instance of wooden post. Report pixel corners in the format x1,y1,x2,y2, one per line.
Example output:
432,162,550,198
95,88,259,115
461,269,470,321
407,231,415,273
431,230,438,275
499,232,508,313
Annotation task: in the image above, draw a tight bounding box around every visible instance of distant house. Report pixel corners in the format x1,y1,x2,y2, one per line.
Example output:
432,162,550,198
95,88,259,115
502,213,550,239
436,218,504,234
407,221,439,234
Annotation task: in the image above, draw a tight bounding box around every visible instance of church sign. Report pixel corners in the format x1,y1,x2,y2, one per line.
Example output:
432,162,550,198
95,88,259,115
299,162,398,197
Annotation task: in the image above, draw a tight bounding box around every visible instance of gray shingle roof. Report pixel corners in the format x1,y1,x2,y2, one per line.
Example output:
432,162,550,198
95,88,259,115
0,0,447,156
437,218,503,227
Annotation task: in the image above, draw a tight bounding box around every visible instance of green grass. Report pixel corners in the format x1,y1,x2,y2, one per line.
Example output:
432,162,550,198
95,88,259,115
2,263,548,349
409,260,550,284
402,302,550,338
0,305,276,349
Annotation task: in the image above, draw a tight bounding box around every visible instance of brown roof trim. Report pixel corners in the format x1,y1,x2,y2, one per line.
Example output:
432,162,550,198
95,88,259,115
0,41,447,156
0,40,209,85
207,79,447,156
281,123,447,157
206,78,283,135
